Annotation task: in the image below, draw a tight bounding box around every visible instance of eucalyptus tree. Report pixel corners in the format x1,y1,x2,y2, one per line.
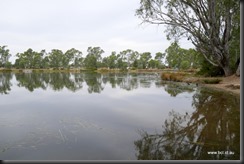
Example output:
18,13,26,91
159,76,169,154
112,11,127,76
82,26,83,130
101,57,109,68
33,50,45,68
129,50,140,68
15,48,43,69
116,53,127,70
100,51,118,69
155,52,165,62
155,52,165,68
0,45,11,68
15,49,32,69
148,59,158,68
107,51,117,69
84,47,104,69
48,49,64,68
139,52,152,69
119,49,139,68
165,42,184,69
74,57,84,68
64,48,82,68
42,56,50,69
165,42,201,70
186,48,202,69
136,0,240,76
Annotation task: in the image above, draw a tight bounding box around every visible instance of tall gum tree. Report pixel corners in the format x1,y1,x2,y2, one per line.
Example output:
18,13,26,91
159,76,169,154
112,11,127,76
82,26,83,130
0,46,11,68
136,0,240,76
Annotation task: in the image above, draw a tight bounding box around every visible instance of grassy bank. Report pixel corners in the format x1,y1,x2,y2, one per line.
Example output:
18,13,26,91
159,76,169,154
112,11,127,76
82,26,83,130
161,71,222,84
160,71,240,95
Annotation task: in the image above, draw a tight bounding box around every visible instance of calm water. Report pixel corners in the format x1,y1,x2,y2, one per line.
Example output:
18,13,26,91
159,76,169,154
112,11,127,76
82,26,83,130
0,72,240,160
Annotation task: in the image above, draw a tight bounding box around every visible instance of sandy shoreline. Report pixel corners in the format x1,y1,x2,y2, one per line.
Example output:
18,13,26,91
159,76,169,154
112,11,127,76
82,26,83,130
187,75,240,95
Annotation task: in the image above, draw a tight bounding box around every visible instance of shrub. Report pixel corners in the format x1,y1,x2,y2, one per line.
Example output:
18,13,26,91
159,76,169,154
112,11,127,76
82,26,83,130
161,72,186,82
197,57,224,77
181,61,190,70
203,79,222,84
161,73,171,80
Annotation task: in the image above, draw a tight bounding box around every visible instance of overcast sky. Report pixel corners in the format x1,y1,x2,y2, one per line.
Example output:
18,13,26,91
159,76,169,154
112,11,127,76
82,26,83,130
0,0,193,62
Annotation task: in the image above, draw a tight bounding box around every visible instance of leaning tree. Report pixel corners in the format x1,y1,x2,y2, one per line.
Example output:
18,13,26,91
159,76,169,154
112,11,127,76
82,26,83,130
136,0,240,76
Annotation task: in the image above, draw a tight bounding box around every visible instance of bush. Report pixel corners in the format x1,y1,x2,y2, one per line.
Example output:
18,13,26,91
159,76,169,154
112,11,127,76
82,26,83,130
161,72,187,82
197,57,224,77
181,61,190,70
203,79,222,84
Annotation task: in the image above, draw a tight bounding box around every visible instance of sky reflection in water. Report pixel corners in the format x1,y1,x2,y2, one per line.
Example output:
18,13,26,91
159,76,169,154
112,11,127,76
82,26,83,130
0,72,240,160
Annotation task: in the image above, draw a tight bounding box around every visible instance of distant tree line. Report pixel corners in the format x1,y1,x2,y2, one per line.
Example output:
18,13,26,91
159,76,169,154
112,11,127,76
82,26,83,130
1,41,238,76
0,44,203,71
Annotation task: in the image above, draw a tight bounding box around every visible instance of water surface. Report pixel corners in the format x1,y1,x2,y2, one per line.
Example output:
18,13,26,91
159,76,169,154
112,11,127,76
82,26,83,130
0,72,240,160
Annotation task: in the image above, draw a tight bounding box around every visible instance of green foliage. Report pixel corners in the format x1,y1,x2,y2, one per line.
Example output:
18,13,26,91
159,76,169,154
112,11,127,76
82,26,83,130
2,45,196,71
108,51,117,69
165,42,201,70
136,0,240,76
0,46,11,68
64,48,82,68
48,49,64,68
197,56,224,77
42,56,50,69
148,59,157,68
84,47,104,69
4,62,12,69
15,48,44,69
139,52,152,69
154,52,165,68
155,52,165,62
181,60,190,70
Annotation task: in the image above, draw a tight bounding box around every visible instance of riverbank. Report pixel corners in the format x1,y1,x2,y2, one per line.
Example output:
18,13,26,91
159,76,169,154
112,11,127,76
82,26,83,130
201,75,240,95
180,74,240,95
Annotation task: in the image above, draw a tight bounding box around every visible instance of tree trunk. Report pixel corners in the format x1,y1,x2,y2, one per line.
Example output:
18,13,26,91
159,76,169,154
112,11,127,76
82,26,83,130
236,63,240,76
223,65,233,77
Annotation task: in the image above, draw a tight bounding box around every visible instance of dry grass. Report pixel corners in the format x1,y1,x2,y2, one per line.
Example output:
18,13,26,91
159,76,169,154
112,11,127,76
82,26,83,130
161,72,240,95
161,72,188,82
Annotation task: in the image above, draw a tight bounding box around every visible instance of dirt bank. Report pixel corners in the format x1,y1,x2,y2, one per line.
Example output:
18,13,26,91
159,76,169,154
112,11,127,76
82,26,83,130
185,75,240,95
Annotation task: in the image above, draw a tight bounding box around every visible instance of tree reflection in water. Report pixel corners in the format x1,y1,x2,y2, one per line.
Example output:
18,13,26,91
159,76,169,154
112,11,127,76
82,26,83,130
0,72,159,94
0,73,12,94
83,72,104,93
134,88,240,160
160,81,195,97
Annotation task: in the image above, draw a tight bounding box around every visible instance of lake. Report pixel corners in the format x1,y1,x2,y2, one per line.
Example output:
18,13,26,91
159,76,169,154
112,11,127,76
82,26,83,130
0,72,240,160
